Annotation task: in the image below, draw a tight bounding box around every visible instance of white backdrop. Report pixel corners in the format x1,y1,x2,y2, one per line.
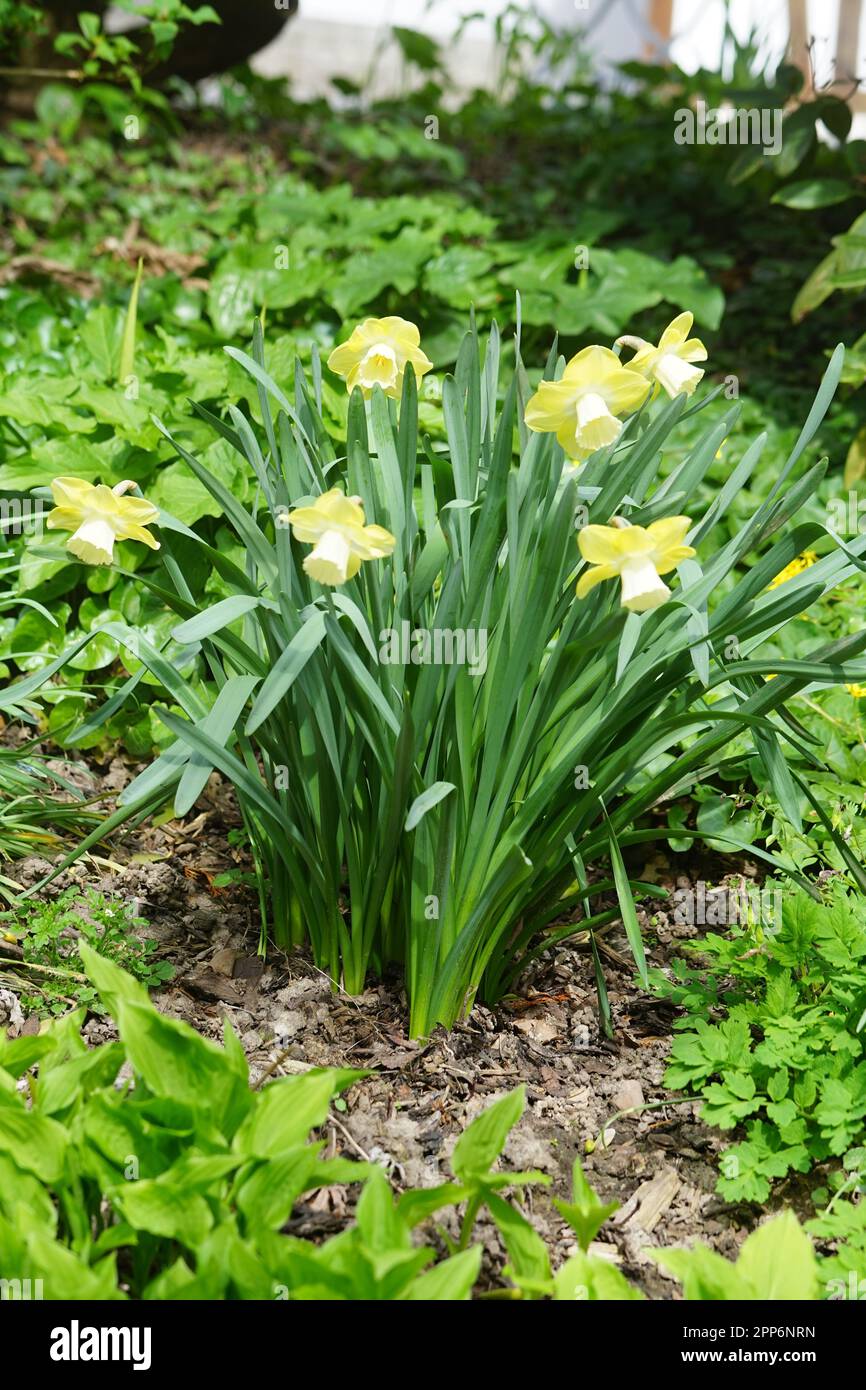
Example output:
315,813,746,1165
103,1,866,97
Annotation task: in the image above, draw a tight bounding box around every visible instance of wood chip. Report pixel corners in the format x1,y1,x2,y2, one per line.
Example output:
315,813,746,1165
612,1168,681,1233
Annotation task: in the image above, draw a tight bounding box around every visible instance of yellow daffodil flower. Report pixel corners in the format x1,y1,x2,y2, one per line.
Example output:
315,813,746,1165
767,550,818,590
327,316,433,399
576,516,695,613
524,345,651,462
287,488,395,586
47,477,160,567
618,312,708,399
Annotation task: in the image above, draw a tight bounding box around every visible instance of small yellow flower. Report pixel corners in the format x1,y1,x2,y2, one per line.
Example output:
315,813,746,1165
287,488,395,587
46,477,160,567
846,683,866,698
327,316,433,399
767,550,818,590
619,312,708,399
525,345,650,462
576,517,695,613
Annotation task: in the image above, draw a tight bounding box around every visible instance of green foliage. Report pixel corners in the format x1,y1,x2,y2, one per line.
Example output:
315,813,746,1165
0,130,723,752
0,746,100,868
553,1157,620,1252
654,880,866,1203
653,1210,819,1300
37,2,218,92
0,947,848,1300
14,315,866,1035
4,37,866,782
0,888,173,1014
3,5,866,1302
807,1182,866,1298
0,0,45,59
0,946,545,1301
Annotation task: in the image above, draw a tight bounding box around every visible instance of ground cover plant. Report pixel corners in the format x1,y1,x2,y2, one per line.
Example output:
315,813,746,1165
652,878,866,1201
0,945,854,1301
0,886,173,1015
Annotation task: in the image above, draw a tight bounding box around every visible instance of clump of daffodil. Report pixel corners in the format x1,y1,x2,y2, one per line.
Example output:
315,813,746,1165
46,477,160,567
287,488,395,587
617,312,708,399
576,516,695,613
767,550,818,590
327,316,433,399
525,345,650,462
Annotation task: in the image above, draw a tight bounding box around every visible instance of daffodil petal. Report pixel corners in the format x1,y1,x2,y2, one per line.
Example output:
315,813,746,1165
647,516,692,550
50,477,97,509
655,545,695,575
525,380,578,432
120,524,161,551
578,525,628,565
679,338,708,363
658,312,694,349
562,345,622,380
576,563,617,599
46,507,84,532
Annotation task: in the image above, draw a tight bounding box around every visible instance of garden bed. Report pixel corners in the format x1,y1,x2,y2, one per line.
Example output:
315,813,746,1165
3,756,767,1300
4,0,866,1310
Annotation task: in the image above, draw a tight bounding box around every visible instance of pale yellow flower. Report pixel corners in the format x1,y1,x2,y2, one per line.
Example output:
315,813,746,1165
576,517,695,613
525,345,650,462
767,550,818,590
46,477,160,567
287,488,395,586
327,316,433,399
619,312,708,399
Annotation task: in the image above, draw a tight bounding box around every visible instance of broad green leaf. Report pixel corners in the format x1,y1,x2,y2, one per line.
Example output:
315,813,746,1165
451,1087,525,1181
